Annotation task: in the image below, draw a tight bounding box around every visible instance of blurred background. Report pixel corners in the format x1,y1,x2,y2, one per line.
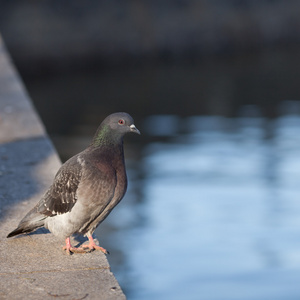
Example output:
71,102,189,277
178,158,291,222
1,1,300,299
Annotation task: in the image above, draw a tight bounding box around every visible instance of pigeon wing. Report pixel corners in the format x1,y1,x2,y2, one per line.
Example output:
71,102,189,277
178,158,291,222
37,156,82,216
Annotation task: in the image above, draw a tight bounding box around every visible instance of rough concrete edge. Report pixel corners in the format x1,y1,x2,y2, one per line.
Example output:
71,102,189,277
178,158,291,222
0,35,47,142
0,34,126,299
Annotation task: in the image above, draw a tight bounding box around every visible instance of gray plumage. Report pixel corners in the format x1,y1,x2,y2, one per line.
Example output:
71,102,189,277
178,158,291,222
7,112,140,254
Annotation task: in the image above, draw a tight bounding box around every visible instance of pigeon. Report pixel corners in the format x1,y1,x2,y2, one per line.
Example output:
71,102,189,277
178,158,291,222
7,112,140,254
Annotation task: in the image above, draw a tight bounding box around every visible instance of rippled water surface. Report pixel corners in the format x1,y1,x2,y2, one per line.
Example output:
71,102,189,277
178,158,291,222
95,113,300,300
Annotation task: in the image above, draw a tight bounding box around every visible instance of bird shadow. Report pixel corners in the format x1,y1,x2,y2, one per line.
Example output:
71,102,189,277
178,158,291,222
27,229,90,248
28,227,51,235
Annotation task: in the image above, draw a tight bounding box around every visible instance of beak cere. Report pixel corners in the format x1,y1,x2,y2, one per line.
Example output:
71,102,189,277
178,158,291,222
130,124,141,135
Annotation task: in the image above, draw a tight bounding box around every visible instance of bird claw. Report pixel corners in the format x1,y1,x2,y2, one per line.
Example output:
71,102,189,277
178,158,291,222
63,245,87,255
62,237,109,255
82,244,109,255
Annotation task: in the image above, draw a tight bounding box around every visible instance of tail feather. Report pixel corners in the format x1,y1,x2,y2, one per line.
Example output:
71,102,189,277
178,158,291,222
7,209,46,238
7,225,35,238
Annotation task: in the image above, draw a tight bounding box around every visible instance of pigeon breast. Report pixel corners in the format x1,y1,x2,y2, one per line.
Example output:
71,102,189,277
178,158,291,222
44,145,127,238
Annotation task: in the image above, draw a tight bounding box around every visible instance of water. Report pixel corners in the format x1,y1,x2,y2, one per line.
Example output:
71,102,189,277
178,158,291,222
95,113,300,300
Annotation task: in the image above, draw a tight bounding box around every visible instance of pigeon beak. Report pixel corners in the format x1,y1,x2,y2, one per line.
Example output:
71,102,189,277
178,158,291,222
130,124,141,135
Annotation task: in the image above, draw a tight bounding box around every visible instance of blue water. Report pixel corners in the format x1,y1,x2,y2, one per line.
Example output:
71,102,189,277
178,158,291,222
96,113,300,300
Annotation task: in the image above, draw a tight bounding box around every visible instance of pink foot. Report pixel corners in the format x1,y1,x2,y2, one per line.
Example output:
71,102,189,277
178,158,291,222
63,237,87,255
82,236,109,254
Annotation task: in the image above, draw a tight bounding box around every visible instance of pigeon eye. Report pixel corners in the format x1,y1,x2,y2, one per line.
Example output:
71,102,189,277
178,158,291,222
118,119,125,125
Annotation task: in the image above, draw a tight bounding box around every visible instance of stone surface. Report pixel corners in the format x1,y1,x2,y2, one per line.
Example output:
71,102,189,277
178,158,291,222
0,35,125,300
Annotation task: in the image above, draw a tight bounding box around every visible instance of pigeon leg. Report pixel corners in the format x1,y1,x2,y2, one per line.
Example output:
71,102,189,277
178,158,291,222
63,237,86,255
82,234,109,254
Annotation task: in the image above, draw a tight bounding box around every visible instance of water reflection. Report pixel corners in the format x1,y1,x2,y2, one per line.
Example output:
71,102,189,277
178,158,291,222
96,111,300,300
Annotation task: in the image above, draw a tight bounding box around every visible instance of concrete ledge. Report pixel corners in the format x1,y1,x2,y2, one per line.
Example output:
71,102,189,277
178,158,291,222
0,35,125,299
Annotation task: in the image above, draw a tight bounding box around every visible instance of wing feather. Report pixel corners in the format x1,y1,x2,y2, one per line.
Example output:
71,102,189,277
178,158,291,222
37,155,82,216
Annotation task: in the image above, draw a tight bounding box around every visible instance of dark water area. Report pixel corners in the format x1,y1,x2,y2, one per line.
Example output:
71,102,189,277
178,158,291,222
21,49,300,299
23,47,300,140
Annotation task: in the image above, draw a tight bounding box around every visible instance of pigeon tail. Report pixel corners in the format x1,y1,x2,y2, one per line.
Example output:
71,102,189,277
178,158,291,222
7,210,46,238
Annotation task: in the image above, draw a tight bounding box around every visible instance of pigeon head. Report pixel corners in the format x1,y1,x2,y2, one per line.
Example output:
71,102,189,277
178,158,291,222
92,112,140,147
